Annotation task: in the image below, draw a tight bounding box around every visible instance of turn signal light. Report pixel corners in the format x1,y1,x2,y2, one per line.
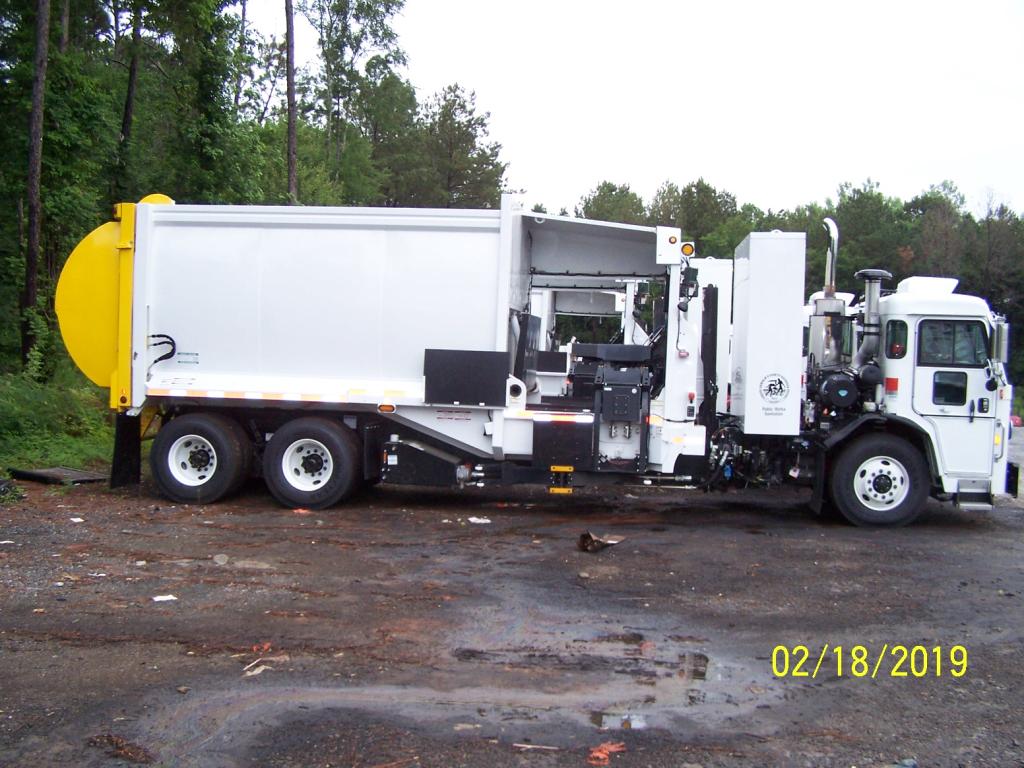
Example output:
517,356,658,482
681,242,695,257
378,404,396,413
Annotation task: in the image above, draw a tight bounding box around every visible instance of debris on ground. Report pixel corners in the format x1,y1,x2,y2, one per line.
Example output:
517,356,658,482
512,743,559,751
0,478,25,501
8,467,106,485
70,517,85,523
467,516,491,524
0,540,14,545
212,553,229,565
586,740,626,765
176,686,191,694
151,595,177,602
242,665,271,678
87,733,154,764
578,531,625,552
293,508,312,515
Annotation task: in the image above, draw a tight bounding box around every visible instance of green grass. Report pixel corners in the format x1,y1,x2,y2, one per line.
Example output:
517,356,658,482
0,361,114,475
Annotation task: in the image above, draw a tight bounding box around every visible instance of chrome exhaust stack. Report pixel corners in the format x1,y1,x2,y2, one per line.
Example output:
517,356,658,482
822,217,839,298
809,218,846,369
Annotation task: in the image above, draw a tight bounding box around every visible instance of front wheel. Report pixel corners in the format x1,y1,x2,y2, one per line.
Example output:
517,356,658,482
829,434,930,526
262,417,361,509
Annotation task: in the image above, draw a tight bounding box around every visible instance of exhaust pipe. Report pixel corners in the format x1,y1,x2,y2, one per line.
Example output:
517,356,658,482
809,218,845,369
852,268,892,369
822,218,839,298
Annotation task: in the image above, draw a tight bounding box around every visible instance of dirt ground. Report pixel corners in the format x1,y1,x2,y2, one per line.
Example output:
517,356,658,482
1,461,1023,767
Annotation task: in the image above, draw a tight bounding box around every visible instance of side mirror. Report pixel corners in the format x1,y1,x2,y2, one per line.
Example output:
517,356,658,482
993,320,1010,364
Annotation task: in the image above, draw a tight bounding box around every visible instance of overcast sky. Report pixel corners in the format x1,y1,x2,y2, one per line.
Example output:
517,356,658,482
247,0,1023,217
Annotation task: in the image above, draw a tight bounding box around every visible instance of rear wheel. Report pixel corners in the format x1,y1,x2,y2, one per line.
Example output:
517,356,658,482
262,417,361,509
829,434,930,526
151,412,248,504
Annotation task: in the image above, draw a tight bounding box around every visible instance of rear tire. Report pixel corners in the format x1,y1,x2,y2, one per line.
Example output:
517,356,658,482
829,434,930,527
151,412,247,504
262,417,361,509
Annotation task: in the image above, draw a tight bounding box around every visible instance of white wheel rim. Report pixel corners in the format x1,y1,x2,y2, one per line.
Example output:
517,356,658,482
853,455,910,511
281,438,333,492
168,434,218,487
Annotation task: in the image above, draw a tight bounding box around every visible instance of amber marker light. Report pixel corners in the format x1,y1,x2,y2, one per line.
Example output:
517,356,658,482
681,242,695,257
378,404,397,413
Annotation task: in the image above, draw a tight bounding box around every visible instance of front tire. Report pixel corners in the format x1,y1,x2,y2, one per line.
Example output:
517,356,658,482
151,412,248,504
262,417,361,509
829,434,930,526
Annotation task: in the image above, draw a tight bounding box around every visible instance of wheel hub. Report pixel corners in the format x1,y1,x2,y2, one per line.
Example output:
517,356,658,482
301,453,325,475
188,447,212,470
872,474,893,494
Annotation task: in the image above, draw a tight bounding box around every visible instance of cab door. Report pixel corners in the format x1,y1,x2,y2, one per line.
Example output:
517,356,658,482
912,318,995,476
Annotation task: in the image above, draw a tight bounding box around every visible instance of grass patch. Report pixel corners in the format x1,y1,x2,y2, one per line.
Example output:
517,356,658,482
0,362,113,475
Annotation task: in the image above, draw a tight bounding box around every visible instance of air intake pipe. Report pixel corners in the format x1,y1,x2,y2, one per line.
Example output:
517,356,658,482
851,268,892,370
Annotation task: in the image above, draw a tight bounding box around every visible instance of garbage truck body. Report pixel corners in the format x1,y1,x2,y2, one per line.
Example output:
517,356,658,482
56,195,1018,525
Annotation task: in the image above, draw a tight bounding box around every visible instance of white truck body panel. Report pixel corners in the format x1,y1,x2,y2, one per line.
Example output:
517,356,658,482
731,233,806,435
134,202,521,409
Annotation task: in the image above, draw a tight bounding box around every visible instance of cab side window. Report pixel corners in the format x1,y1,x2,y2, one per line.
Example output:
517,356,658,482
918,320,988,367
885,320,908,359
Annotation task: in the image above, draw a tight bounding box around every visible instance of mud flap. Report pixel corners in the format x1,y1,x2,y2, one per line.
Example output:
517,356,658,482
809,449,827,514
110,413,141,488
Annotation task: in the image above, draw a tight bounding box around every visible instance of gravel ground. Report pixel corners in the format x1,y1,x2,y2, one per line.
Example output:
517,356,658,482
0,447,1022,767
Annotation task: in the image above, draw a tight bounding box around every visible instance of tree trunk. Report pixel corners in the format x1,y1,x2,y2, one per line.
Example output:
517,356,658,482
21,0,51,366
111,3,141,201
285,0,298,203
233,0,247,109
59,0,69,52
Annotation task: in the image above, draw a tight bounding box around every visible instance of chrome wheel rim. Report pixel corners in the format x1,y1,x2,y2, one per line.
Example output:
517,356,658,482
281,438,333,492
853,455,909,511
168,434,218,487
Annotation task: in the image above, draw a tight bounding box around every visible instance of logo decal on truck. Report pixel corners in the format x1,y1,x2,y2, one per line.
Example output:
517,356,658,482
760,374,789,403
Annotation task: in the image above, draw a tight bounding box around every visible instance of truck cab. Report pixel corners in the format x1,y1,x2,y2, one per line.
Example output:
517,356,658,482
877,278,1013,505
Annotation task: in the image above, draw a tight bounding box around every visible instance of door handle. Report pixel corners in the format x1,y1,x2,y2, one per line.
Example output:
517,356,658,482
968,399,975,423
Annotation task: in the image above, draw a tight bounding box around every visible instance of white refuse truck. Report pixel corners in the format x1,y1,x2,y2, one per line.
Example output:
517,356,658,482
55,194,1018,525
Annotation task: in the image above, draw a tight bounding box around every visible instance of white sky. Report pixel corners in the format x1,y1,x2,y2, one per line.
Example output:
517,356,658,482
246,0,1023,217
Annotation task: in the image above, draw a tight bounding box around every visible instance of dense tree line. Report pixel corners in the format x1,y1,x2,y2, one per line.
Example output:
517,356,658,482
574,179,1024,379
0,0,507,375
2,1,1022,385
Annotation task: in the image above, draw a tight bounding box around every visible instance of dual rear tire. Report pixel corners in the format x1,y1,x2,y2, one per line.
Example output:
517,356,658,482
151,413,362,509
262,417,362,509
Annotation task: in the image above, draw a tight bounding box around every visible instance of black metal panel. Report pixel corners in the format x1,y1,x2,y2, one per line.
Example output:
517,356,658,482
360,421,383,482
698,285,719,436
532,419,595,470
424,349,509,407
599,386,643,421
380,441,460,486
537,350,568,372
513,314,542,380
1008,462,1019,497
572,343,651,363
